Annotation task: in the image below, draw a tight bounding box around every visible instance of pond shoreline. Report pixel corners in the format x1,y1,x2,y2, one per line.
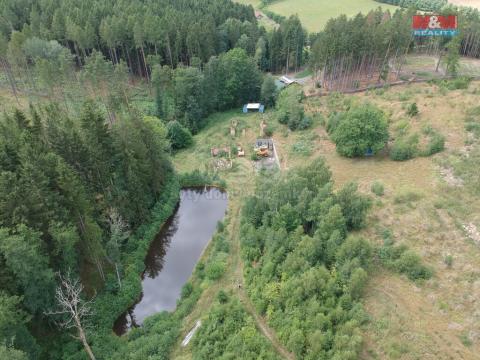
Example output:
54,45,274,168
113,186,228,335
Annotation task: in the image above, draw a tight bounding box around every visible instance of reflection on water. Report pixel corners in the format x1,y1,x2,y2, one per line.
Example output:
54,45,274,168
113,187,228,335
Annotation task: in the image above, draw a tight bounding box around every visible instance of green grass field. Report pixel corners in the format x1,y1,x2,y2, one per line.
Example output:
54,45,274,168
237,0,399,31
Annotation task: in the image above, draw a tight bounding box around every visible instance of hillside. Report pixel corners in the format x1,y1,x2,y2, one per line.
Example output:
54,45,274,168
2,1,480,359
171,80,480,359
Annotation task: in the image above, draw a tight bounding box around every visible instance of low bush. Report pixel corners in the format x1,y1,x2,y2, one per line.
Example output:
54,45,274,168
465,121,480,138
180,282,193,299
406,102,419,117
326,112,344,133
394,250,433,280
394,189,423,204
205,257,226,280
440,77,472,90
379,244,433,281
423,133,445,156
291,140,313,156
264,125,274,137
214,234,230,253
389,134,419,161
297,116,312,130
444,254,453,268
371,181,385,196
178,170,226,188
167,120,193,150
276,86,306,131
217,290,229,304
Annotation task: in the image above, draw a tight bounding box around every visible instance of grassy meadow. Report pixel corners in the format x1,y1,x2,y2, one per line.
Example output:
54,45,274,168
236,0,399,31
170,80,480,359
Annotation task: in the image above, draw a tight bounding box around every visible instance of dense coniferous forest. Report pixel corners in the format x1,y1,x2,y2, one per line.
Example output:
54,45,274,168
0,103,174,358
0,0,306,76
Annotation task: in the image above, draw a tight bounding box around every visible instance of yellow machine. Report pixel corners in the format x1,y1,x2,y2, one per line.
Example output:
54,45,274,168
256,145,269,157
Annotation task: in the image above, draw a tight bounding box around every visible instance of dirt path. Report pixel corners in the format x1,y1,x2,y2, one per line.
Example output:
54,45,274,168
237,287,296,360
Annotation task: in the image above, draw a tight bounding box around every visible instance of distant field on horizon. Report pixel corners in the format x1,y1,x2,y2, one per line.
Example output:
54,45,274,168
236,0,399,31
449,0,480,8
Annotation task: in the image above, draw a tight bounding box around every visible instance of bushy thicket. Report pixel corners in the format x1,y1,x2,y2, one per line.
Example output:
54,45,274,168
379,243,433,281
276,86,311,131
192,295,280,359
178,170,227,188
167,120,193,150
390,134,419,161
240,158,373,359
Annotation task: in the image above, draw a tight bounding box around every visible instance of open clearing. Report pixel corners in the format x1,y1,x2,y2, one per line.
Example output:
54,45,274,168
171,79,480,359
449,0,480,8
236,0,398,31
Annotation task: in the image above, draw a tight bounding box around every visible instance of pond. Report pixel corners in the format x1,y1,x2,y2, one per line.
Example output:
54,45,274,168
113,187,228,335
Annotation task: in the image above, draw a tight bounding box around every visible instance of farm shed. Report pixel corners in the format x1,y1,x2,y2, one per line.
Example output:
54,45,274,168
243,103,265,113
279,75,296,85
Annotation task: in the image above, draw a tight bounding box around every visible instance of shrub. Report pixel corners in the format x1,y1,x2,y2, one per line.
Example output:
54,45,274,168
444,254,453,268
195,262,205,279
394,251,433,280
379,244,432,281
291,140,313,156
261,74,277,107
297,116,312,130
181,282,193,299
326,112,344,134
277,110,289,125
459,333,473,347
406,102,419,117
394,189,422,204
371,181,385,196
389,135,419,161
331,104,389,157
440,76,472,90
216,221,225,232
263,125,274,137
214,234,230,253
250,152,260,161
276,86,305,131
217,290,229,304
465,121,480,138
205,259,226,280
178,169,226,188
167,120,193,150
424,133,445,156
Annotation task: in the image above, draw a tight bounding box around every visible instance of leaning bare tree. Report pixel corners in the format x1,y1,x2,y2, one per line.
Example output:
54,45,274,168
47,273,96,360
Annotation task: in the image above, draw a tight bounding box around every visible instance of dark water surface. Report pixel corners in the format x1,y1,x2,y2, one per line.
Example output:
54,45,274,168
113,187,228,335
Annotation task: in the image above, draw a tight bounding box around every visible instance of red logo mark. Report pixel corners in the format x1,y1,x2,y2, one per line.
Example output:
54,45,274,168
412,15,457,30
